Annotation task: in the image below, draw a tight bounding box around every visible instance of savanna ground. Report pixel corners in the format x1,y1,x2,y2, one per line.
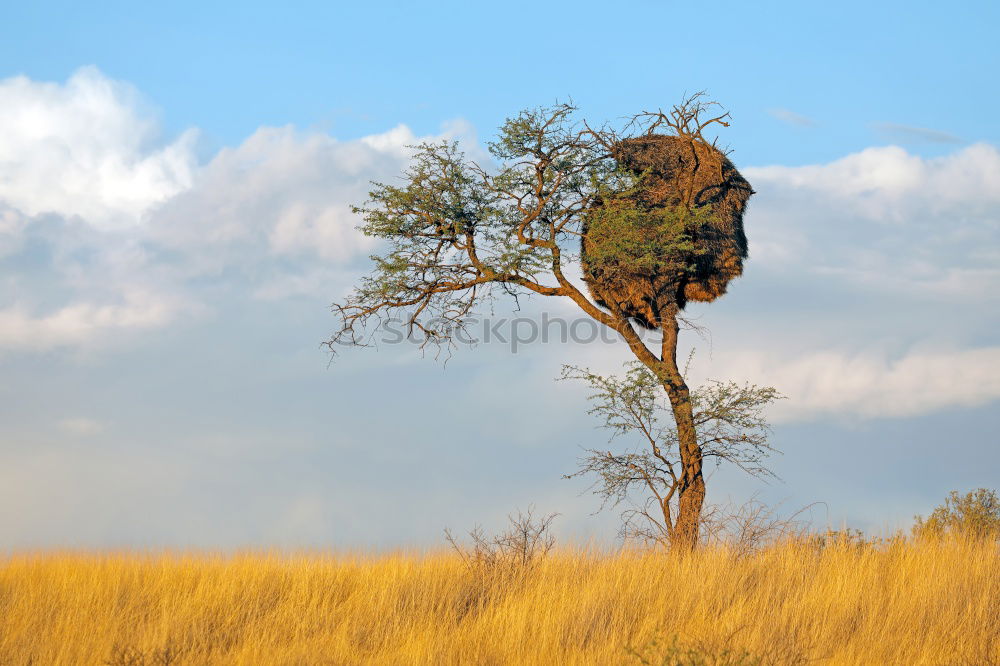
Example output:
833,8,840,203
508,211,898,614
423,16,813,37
1,536,997,665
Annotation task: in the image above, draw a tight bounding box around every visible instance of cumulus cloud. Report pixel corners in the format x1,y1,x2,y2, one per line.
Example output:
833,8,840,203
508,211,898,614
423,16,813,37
148,124,425,265
1,67,997,423
0,67,476,350
659,142,1000,422
743,143,1000,299
1,71,999,547
0,67,198,229
747,144,1000,211
144,120,480,296
154,119,478,264
687,346,1000,422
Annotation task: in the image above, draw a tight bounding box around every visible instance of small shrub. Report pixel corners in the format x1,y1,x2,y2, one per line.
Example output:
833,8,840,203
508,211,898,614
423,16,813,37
700,497,813,555
627,635,763,666
628,632,812,666
444,506,557,579
809,528,872,550
913,488,1000,540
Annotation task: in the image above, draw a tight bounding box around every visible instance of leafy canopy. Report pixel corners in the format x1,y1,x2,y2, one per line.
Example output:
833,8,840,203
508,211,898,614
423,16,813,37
329,101,722,356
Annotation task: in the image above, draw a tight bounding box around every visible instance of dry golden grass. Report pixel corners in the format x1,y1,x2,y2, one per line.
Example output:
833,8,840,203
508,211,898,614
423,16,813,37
1,538,997,665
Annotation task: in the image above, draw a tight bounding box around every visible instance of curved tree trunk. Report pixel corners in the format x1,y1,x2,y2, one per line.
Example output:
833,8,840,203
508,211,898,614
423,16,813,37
658,308,705,549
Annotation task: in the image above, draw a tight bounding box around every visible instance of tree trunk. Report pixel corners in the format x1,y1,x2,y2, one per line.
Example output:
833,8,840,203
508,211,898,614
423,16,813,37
658,309,705,550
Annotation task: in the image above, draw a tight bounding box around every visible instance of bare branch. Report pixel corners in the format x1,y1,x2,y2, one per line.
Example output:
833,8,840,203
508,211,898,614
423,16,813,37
562,361,783,548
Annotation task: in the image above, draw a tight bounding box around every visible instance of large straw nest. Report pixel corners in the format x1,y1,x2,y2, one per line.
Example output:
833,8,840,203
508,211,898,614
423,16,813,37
581,134,754,329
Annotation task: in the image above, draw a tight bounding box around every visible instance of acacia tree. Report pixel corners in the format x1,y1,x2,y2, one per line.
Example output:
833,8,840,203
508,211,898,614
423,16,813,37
561,362,782,546
330,96,741,548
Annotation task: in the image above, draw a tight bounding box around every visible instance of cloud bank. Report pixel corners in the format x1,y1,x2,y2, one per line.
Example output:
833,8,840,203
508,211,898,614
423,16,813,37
0,67,997,548
0,67,997,423
0,68,474,351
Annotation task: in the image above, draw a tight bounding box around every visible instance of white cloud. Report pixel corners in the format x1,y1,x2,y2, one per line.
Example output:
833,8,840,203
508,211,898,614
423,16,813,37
746,143,1000,220
360,123,419,156
562,142,1000,422
691,346,1000,422
0,67,198,229
149,121,476,267
148,125,395,264
0,290,179,351
0,70,998,547
0,67,997,425
0,68,475,350
743,143,1000,299
269,202,362,261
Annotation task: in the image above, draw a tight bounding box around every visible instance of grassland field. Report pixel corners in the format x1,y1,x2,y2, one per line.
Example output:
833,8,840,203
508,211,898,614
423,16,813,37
2,535,998,665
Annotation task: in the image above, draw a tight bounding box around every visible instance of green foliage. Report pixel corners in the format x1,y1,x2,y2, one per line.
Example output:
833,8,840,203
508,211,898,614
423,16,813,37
583,201,715,284
331,103,633,351
560,362,783,543
808,528,874,551
351,140,542,306
913,488,1000,540
627,634,765,666
330,100,731,354
332,96,751,550
563,361,663,443
563,361,782,478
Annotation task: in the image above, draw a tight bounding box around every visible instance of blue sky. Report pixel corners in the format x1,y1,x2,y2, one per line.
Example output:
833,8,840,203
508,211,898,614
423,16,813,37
1,1,998,548
5,1,998,162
